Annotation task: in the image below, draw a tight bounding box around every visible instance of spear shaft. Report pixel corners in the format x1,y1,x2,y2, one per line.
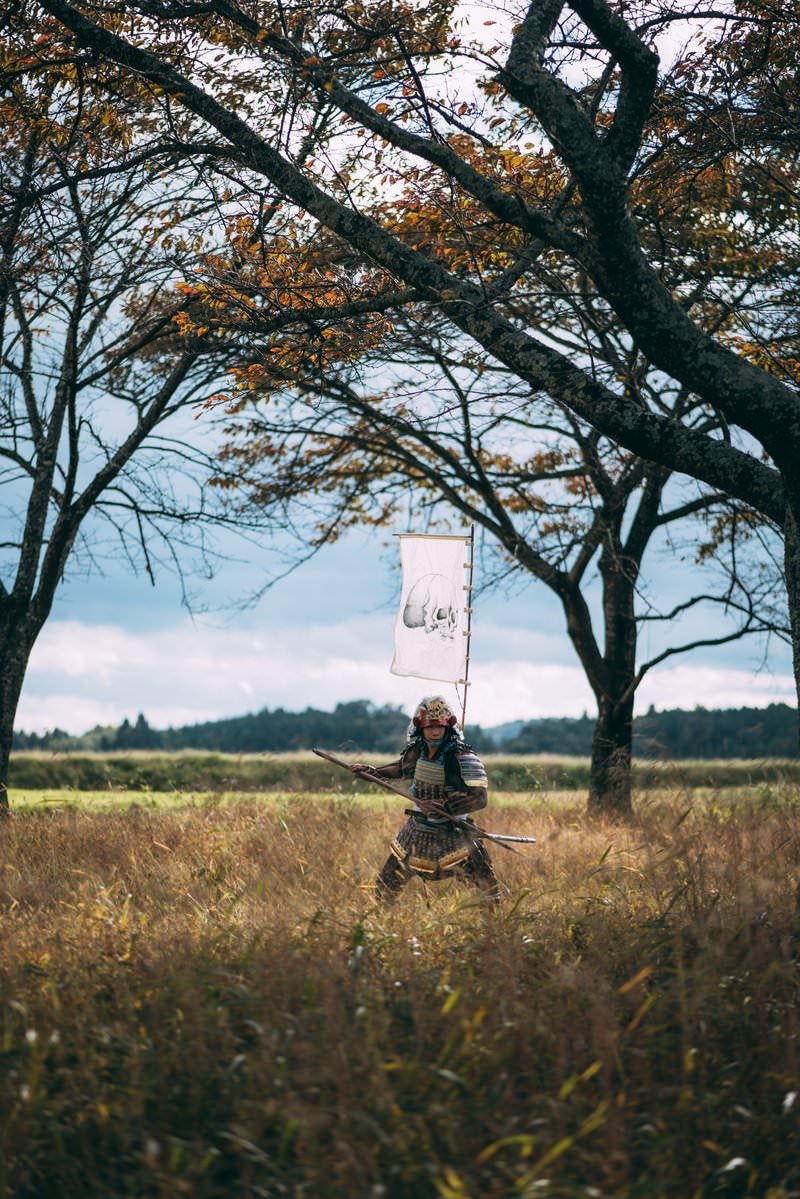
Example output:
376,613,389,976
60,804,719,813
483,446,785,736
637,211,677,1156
312,747,536,849
312,746,412,800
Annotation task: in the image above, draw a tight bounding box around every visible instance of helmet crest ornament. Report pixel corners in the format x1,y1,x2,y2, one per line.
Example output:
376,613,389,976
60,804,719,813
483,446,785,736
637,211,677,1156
412,696,457,729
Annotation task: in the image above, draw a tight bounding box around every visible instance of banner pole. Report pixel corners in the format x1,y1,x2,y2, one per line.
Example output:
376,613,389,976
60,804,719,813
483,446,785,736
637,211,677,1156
460,525,475,730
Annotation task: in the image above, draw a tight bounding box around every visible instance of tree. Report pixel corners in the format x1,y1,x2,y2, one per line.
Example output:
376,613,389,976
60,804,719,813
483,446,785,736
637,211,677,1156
213,303,778,813
0,68,272,809
13,0,800,779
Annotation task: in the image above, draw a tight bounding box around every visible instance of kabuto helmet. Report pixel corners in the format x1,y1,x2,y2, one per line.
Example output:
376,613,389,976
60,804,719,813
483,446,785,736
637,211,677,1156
412,696,457,729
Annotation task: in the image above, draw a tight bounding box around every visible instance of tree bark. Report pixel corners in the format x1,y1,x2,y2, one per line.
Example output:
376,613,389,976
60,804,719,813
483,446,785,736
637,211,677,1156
560,557,638,818
586,532,638,818
0,611,38,812
588,692,635,817
784,508,800,752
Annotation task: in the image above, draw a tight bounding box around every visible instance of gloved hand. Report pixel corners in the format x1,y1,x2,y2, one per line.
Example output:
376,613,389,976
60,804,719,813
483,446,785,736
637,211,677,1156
417,797,450,819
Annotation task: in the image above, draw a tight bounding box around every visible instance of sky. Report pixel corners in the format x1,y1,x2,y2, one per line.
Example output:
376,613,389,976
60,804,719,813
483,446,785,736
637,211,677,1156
15,522,797,736
8,4,796,738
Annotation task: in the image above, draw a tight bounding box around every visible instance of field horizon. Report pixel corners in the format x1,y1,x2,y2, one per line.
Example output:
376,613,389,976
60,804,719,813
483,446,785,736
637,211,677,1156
8,749,800,797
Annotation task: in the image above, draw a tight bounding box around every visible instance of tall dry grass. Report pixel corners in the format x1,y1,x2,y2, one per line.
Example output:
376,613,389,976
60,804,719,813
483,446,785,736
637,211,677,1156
0,789,799,1198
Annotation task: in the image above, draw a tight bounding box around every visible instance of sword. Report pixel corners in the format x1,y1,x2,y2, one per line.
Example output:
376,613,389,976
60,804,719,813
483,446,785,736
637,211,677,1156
402,812,537,845
312,747,536,852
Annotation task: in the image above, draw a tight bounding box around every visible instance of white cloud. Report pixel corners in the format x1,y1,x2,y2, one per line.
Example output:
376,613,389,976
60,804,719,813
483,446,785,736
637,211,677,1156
634,664,797,713
15,617,796,735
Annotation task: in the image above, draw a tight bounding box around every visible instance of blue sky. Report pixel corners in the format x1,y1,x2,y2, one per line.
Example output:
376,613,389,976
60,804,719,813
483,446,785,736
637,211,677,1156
15,522,797,735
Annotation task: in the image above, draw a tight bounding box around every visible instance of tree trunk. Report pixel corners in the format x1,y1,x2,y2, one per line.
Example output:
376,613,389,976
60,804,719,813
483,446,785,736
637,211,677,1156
581,512,642,819
588,693,634,818
0,613,38,813
559,559,638,820
784,508,800,753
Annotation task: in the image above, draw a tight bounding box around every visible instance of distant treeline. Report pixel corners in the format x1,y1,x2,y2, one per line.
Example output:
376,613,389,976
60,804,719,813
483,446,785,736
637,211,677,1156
13,699,798,759
13,701,411,756
503,704,799,759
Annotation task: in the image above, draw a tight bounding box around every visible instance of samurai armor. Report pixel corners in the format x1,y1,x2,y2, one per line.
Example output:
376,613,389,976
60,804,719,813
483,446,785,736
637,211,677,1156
389,814,474,877
453,747,488,789
412,755,448,805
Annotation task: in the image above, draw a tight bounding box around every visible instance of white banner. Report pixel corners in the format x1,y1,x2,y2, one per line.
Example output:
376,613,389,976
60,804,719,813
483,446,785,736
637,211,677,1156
390,534,470,684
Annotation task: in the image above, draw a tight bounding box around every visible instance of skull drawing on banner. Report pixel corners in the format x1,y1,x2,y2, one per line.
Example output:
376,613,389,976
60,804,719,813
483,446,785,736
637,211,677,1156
402,573,460,640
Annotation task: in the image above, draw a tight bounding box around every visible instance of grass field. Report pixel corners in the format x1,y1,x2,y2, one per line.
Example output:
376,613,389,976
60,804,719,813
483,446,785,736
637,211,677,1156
1,787,799,1197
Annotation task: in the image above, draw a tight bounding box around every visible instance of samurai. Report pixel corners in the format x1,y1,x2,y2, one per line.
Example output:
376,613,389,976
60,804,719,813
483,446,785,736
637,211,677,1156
351,695,501,903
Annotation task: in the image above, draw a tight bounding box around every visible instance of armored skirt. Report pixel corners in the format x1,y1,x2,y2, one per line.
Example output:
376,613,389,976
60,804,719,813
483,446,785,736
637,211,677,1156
389,813,476,878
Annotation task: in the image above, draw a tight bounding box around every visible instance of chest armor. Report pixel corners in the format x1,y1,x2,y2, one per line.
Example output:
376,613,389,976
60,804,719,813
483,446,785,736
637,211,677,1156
413,754,447,802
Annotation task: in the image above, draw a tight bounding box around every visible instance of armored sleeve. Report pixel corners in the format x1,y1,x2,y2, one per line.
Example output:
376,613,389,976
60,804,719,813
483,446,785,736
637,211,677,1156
372,744,419,780
444,748,489,814
372,757,404,779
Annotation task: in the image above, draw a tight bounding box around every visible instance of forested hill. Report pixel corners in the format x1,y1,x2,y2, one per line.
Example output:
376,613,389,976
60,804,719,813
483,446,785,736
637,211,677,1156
499,704,798,758
13,701,798,759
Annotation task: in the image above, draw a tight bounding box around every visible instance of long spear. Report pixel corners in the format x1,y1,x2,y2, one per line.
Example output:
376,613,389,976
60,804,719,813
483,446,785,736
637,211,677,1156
312,747,536,850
